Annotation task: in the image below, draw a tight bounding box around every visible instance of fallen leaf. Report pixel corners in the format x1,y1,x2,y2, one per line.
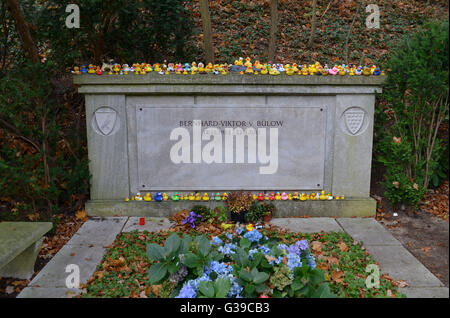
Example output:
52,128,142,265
151,284,162,297
5,286,14,294
337,241,349,252
139,290,148,298
75,209,87,220
311,241,324,252
395,280,408,288
11,280,24,286
331,270,345,284
326,256,339,266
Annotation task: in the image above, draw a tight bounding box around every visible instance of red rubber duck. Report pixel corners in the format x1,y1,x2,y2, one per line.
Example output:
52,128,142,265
257,192,265,201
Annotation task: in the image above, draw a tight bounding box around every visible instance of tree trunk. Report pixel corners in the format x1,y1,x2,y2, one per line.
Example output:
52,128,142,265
199,0,214,64
308,0,318,48
5,0,40,63
268,0,278,62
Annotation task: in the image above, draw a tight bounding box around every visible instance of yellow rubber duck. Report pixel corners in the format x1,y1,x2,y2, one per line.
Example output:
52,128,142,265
341,195,345,200
245,66,254,74
144,193,152,202
125,197,130,202
319,190,327,201
310,193,316,201
293,192,300,200
202,193,209,201
261,65,269,75
135,193,143,201
275,192,282,200
269,65,280,75
288,193,293,200
222,192,228,201
299,193,307,201
134,64,142,75
198,62,205,73
362,67,371,76
195,193,202,201
246,224,254,231
252,194,258,200
113,64,121,75
244,57,252,68
301,67,309,75
162,193,168,201
338,68,347,76
335,195,340,200
88,64,96,74
286,66,294,76
188,193,195,201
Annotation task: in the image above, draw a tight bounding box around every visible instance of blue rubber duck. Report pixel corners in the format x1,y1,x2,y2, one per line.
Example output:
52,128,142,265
80,65,88,73
154,192,163,202
373,67,381,76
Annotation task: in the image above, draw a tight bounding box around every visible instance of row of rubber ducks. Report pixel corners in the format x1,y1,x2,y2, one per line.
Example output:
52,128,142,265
126,191,345,202
72,57,383,76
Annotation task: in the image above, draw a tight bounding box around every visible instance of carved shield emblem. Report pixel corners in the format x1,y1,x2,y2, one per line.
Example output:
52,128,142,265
94,108,117,136
344,109,365,135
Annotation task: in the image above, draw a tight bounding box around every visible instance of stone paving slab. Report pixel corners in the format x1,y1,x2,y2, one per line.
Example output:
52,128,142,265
365,245,444,288
122,217,173,232
398,287,449,298
27,243,105,288
271,218,343,233
17,287,81,298
336,218,402,246
65,217,127,246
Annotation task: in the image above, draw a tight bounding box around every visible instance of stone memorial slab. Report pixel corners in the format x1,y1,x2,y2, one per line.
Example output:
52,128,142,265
73,75,384,217
135,104,326,190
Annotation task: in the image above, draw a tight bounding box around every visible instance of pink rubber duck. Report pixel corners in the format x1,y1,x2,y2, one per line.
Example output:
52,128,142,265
281,192,289,200
328,66,339,75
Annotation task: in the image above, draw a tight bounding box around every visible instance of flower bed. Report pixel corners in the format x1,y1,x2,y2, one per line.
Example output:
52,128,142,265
81,226,405,298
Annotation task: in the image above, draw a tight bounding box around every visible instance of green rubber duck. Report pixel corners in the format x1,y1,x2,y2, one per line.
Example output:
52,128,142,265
171,192,180,201
214,192,222,201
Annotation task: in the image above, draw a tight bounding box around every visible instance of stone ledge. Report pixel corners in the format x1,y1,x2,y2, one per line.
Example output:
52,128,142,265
85,198,376,218
74,73,386,86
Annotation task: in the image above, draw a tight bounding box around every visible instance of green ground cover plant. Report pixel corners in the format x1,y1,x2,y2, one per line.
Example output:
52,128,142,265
81,227,404,298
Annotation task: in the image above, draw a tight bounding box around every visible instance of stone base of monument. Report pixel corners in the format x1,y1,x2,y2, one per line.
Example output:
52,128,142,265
85,198,376,218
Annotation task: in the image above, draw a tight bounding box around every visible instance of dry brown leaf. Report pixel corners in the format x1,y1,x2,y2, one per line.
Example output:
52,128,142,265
151,284,162,297
311,241,324,252
395,280,408,288
331,270,345,284
326,256,339,266
75,209,87,220
337,241,349,252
